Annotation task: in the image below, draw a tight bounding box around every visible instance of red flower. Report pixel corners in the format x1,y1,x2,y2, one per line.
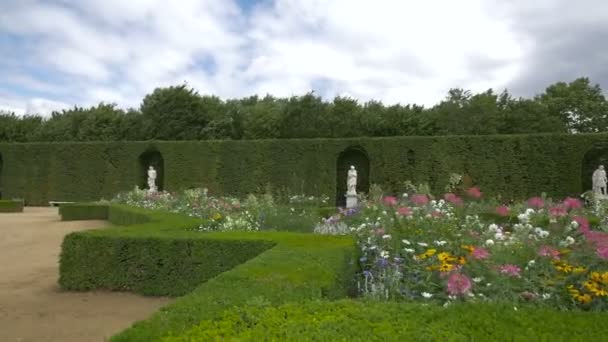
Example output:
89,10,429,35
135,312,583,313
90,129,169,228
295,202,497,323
383,196,398,206
410,194,429,206
446,273,472,296
549,206,568,217
562,197,583,210
466,187,482,199
444,193,463,207
396,206,412,216
495,205,510,217
527,197,545,209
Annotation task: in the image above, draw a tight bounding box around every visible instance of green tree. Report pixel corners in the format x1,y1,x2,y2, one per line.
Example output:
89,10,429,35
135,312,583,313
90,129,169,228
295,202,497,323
539,77,608,133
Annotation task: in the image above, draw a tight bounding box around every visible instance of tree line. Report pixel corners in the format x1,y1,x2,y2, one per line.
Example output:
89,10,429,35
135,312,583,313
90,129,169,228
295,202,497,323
1,77,607,142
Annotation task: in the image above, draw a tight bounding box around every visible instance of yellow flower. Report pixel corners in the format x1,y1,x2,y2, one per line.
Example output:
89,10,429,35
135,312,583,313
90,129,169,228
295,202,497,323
438,252,451,262
584,280,598,292
572,266,586,274
575,293,592,304
439,263,455,272
426,265,439,271
590,287,608,297
458,256,467,265
602,272,608,285
424,249,437,257
461,245,474,253
591,272,602,283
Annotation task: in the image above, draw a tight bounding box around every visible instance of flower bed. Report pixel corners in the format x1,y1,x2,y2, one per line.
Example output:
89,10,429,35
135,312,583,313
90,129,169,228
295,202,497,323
318,189,608,309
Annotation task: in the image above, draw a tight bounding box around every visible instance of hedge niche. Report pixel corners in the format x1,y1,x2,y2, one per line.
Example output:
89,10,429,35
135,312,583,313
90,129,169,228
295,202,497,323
58,204,358,341
139,148,164,191
336,146,370,207
2,134,608,205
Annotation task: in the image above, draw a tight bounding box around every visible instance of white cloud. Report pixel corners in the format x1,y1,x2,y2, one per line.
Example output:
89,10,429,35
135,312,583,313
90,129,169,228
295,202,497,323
8,0,606,117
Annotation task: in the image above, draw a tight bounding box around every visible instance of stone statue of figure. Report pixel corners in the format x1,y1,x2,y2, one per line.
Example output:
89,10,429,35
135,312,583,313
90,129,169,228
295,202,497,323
147,166,158,193
347,165,357,195
593,165,608,196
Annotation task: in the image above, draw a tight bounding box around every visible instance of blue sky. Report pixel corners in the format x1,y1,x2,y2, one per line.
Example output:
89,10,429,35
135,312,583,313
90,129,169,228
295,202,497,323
1,0,607,115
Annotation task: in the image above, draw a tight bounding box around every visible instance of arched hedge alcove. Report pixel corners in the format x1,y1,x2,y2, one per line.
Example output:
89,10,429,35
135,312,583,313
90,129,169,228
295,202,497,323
336,146,370,207
138,149,164,191
582,144,608,192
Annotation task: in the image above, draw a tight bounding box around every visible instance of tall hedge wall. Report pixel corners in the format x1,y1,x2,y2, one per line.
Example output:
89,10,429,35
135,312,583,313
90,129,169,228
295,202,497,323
1,133,607,205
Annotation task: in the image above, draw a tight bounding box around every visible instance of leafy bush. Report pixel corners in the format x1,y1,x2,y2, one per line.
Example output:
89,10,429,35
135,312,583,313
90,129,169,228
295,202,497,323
1,133,604,206
164,299,608,341
59,203,108,220
0,199,23,212
58,203,358,341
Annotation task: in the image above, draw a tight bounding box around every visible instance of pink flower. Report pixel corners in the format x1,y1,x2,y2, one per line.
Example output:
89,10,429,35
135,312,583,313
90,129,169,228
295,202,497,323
548,206,568,217
499,264,521,277
527,197,545,209
444,193,463,207
383,196,398,206
396,206,412,216
495,205,510,217
431,211,442,218
410,194,429,206
538,245,560,259
471,247,490,260
446,273,472,296
597,246,608,260
563,197,583,210
466,187,483,199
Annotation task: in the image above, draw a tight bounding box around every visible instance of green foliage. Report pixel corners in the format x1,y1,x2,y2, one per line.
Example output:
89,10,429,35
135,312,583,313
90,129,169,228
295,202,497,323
58,204,358,341
0,133,605,205
0,199,23,212
59,203,108,220
165,299,608,341
1,77,606,142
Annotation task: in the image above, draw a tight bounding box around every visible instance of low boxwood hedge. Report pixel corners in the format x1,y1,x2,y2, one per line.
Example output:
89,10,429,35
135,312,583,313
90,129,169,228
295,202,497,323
58,203,358,341
0,199,24,213
59,203,108,220
163,299,608,341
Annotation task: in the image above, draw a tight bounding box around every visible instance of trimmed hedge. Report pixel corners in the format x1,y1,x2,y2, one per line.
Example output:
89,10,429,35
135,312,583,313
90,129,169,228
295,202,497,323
0,199,24,212
165,299,608,341
59,204,358,341
2,133,608,205
59,203,108,220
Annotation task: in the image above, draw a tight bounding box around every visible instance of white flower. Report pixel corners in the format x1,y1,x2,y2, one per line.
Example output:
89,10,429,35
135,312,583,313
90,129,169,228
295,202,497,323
534,227,543,235
402,239,411,245
525,208,535,215
539,230,550,238
495,232,505,240
402,193,408,198
565,236,575,244
513,223,524,231
434,240,447,246
430,200,437,205
542,293,551,300
485,239,495,246
570,221,579,229
488,224,499,232
417,242,428,247
404,248,415,253
382,210,388,215
473,277,483,283
380,250,389,258
382,234,392,240
514,307,518,311
421,292,433,298
527,260,536,267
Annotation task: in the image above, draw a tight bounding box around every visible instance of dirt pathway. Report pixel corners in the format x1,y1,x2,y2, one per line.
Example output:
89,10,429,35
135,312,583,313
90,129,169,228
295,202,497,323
0,207,172,342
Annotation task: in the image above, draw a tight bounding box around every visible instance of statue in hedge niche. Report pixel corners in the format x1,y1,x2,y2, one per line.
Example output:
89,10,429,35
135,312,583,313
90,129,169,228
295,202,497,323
593,165,607,197
147,166,158,193
345,165,358,208
347,165,357,195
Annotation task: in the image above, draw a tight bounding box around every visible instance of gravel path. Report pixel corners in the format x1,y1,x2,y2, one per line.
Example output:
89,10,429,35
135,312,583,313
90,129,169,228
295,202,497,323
0,207,172,342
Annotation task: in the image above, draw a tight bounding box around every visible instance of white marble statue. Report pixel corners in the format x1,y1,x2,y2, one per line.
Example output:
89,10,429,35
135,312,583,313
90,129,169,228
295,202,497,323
147,166,158,193
345,165,358,208
347,165,357,195
593,165,607,197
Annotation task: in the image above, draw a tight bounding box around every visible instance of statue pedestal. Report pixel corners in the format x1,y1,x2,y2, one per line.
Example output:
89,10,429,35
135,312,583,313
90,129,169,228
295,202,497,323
345,193,358,209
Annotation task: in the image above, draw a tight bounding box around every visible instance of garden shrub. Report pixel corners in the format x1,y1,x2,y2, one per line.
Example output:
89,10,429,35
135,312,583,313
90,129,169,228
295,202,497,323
164,299,608,341
0,199,23,212
1,133,607,206
58,203,358,341
59,203,108,220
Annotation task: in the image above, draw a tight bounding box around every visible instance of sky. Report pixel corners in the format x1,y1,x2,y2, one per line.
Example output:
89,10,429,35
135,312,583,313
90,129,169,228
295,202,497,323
0,0,607,116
